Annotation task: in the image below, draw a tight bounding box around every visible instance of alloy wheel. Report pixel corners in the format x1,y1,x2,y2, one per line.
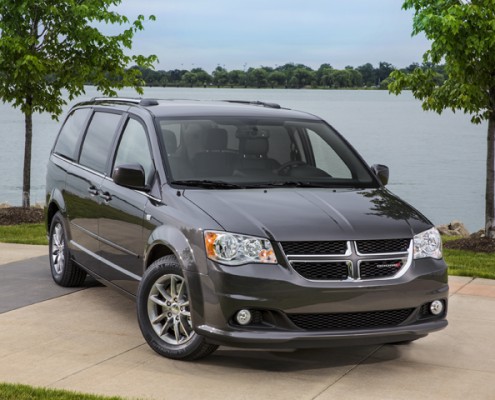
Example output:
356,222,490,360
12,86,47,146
147,274,195,345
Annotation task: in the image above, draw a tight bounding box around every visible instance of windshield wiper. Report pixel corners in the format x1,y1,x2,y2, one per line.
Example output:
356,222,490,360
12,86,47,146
170,180,243,189
245,181,331,188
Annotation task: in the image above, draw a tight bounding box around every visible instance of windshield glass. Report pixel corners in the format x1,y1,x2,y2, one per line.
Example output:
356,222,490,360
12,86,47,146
156,117,379,189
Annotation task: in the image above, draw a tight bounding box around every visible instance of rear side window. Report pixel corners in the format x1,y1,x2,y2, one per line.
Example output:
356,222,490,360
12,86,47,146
79,112,122,174
53,108,91,160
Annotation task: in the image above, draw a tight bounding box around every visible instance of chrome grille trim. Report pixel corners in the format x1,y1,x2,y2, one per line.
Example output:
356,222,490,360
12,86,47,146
283,240,413,282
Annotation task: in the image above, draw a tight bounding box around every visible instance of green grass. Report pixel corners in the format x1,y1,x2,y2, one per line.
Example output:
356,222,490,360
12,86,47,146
442,235,495,279
0,223,48,245
444,248,495,279
0,383,125,400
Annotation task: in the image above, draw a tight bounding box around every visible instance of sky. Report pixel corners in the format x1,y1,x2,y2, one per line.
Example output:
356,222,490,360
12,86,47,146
116,0,429,72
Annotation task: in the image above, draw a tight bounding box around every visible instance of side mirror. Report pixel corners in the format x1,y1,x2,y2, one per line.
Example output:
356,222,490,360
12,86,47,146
371,164,389,186
113,164,148,191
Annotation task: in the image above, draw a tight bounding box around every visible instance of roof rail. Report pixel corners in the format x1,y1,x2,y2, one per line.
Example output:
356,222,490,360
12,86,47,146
224,100,281,109
90,97,159,106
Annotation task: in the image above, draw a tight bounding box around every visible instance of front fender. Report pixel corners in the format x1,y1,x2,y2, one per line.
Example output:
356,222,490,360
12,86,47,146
145,225,209,275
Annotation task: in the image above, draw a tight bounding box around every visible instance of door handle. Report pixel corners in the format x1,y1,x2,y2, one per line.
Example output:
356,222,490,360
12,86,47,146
99,191,112,202
88,186,99,196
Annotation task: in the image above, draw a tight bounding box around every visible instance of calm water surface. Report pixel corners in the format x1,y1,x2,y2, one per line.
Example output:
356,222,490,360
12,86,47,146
0,87,486,232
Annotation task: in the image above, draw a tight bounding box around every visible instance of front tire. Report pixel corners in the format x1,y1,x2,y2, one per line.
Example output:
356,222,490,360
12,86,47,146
49,211,87,287
137,255,218,361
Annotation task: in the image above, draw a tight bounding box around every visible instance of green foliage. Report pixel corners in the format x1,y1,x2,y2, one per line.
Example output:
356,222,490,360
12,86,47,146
0,0,157,118
389,0,495,123
134,61,425,89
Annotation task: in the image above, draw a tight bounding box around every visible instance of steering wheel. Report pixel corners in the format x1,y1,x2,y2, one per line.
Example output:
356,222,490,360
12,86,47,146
275,160,307,176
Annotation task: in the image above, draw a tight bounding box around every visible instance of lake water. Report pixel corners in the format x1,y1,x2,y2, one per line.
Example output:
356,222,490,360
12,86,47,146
0,87,486,232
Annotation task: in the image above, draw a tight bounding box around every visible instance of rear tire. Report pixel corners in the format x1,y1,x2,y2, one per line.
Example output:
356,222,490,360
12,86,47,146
49,212,87,287
137,255,218,361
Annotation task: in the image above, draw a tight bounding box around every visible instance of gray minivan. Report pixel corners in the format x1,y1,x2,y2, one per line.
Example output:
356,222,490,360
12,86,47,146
45,98,448,360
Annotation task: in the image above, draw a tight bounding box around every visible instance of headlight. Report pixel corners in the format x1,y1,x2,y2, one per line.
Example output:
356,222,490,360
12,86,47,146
413,228,442,259
204,230,277,265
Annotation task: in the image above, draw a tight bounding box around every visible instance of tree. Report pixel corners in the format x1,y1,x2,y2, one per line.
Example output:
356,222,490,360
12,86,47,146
316,63,333,86
181,72,198,87
228,70,246,87
292,68,315,88
330,70,352,88
345,66,363,87
191,68,211,86
212,66,228,87
388,0,495,238
247,68,268,88
357,63,377,87
268,71,287,88
0,0,157,207
377,61,394,84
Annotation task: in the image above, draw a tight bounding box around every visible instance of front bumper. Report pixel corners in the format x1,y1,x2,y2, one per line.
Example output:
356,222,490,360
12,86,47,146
185,257,448,348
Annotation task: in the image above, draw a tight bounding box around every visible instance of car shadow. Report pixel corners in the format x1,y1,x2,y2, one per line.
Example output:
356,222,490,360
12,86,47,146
195,344,402,372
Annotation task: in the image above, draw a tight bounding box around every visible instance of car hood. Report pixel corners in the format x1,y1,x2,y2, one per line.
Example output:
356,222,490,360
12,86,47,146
183,188,432,241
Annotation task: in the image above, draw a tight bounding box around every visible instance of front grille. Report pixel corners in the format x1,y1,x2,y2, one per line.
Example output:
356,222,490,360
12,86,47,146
282,239,412,281
288,308,414,331
356,239,410,254
291,261,349,281
281,241,347,255
359,259,404,279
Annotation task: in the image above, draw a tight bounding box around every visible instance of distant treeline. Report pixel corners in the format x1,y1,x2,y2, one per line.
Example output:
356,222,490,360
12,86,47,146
128,62,447,89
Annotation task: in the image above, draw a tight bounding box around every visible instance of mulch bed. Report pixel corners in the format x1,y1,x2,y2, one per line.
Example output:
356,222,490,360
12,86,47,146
443,231,495,253
0,207,44,226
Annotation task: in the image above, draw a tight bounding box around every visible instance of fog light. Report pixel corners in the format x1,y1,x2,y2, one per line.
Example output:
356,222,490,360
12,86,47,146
236,309,252,325
430,300,444,315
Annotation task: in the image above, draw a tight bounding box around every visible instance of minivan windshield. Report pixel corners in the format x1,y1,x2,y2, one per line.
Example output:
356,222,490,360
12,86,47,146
156,117,379,189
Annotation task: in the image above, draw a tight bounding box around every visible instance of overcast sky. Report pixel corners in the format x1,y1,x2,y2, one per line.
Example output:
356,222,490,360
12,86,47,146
117,0,429,72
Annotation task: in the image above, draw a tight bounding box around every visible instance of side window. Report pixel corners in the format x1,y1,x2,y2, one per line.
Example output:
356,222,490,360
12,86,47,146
307,130,352,179
79,112,122,174
53,108,91,160
113,118,154,183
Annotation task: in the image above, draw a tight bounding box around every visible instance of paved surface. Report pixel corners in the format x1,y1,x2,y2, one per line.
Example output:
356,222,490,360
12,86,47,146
0,245,494,400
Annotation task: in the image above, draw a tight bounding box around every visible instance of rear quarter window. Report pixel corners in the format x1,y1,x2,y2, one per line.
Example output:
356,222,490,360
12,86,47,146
53,108,91,160
79,111,122,174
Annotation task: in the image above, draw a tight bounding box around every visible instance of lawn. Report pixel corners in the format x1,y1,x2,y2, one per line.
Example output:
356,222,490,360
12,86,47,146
442,235,495,279
0,383,124,400
0,223,47,245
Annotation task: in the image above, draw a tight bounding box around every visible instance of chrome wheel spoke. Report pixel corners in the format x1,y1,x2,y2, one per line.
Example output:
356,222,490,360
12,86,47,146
179,317,191,338
149,294,168,308
156,283,172,302
147,272,195,346
169,275,177,298
173,319,181,342
160,318,173,336
181,310,191,318
177,280,186,299
152,312,167,324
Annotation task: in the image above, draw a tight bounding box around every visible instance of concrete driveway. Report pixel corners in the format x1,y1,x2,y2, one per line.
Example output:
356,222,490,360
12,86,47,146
0,245,494,400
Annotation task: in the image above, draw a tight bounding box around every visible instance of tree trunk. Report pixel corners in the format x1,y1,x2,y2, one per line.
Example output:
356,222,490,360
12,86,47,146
486,114,495,238
22,98,33,208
